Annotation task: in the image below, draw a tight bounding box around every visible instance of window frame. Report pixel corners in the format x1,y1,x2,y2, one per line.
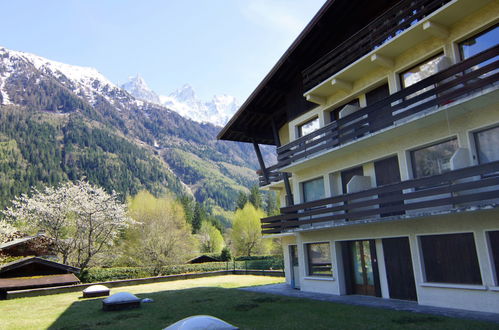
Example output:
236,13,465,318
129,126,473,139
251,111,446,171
458,24,499,61
409,137,459,180
301,176,325,203
297,116,320,138
305,242,333,277
473,124,499,165
399,52,446,89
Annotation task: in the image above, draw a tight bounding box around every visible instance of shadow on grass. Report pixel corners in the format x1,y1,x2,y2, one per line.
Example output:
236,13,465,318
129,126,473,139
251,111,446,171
48,287,494,330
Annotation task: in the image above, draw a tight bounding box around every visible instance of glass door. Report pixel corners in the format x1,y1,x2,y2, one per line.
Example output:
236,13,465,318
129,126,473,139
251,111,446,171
349,240,378,296
290,245,300,289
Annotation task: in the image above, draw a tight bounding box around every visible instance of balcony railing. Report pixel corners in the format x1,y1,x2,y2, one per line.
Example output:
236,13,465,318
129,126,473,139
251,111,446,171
258,164,291,187
261,161,499,234
277,45,499,170
302,0,452,91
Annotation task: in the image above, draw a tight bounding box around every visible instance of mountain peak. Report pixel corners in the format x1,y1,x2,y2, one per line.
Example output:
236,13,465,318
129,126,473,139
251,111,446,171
170,84,197,102
121,74,160,104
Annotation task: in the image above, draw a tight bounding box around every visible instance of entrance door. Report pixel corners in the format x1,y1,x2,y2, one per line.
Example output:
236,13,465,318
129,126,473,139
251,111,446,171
374,156,404,217
289,245,300,289
382,237,417,301
343,240,381,296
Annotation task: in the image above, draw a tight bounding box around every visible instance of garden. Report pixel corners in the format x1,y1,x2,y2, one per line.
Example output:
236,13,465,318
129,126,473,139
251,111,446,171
0,275,496,330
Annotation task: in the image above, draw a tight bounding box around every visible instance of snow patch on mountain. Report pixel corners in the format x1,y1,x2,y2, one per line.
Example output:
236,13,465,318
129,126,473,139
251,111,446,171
160,84,238,127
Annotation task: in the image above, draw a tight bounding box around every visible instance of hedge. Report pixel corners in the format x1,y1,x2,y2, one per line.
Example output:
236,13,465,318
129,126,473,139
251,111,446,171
79,262,237,283
79,257,284,283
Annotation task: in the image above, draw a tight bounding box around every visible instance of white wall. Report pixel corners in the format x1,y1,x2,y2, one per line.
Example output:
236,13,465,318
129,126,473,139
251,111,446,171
286,209,499,313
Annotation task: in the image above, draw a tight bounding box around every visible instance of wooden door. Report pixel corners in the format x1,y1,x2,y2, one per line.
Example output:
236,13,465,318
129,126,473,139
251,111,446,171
382,237,417,300
343,240,381,297
374,156,404,217
366,83,391,131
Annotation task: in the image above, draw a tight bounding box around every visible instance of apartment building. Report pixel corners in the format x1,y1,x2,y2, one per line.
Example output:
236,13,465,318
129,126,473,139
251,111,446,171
218,0,498,313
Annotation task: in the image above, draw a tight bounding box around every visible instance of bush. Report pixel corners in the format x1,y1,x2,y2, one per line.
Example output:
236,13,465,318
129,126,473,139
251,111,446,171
78,257,284,283
78,262,238,283
219,247,232,261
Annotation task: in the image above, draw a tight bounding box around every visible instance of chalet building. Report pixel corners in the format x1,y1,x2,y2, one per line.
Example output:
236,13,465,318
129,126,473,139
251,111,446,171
219,0,499,313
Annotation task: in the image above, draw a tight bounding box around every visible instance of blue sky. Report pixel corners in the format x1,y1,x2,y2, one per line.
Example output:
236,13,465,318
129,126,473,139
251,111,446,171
0,0,326,102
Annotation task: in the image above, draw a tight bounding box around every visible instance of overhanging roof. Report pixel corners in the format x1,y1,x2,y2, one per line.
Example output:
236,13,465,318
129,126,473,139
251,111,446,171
0,257,80,275
218,0,400,145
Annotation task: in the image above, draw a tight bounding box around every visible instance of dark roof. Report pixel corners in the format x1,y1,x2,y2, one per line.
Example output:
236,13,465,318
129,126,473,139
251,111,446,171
218,0,399,145
186,255,220,264
0,257,80,275
0,273,80,291
0,236,36,250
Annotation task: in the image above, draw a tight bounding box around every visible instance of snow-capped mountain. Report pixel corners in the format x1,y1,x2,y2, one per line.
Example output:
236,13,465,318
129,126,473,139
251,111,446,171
120,76,239,127
0,45,275,215
159,84,238,127
0,46,132,108
121,74,160,104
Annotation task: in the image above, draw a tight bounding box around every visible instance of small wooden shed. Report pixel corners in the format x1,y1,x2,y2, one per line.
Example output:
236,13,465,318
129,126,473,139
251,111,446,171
186,255,221,264
0,257,80,299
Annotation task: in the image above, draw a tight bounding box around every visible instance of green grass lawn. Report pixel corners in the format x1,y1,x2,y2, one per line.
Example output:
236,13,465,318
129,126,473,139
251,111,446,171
0,275,496,330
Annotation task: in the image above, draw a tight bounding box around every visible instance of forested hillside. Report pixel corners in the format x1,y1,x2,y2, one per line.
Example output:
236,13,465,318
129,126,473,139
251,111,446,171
0,47,275,213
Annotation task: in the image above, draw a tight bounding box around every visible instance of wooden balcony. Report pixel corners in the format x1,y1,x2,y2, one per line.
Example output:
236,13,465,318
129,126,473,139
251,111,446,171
302,0,452,92
258,164,288,187
278,45,499,170
261,161,499,234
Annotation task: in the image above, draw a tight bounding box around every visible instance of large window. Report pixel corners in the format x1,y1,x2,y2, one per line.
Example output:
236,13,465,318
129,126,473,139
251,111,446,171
302,177,325,203
400,53,446,89
298,117,320,138
420,233,482,285
306,242,332,276
459,25,498,61
411,139,458,179
475,125,499,164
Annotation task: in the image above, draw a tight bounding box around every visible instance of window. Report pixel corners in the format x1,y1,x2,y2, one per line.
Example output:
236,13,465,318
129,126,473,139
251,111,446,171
298,117,320,137
459,25,498,61
306,242,332,276
475,125,499,164
400,53,446,89
420,233,482,285
411,139,458,179
488,231,499,284
302,177,325,203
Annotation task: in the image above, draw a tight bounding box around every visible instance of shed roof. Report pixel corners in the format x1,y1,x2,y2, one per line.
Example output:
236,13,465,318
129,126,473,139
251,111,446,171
0,257,80,275
0,273,80,291
0,236,36,250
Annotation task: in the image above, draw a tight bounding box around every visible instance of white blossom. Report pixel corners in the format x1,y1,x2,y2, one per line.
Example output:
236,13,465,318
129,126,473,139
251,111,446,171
3,181,133,270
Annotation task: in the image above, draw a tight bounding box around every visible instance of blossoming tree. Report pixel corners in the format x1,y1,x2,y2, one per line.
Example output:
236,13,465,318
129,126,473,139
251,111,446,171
3,180,133,270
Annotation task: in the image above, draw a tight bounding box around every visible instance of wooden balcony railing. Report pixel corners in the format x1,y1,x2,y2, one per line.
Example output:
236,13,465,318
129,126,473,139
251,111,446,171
278,45,499,169
302,0,452,91
258,164,290,187
261,161,499,234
